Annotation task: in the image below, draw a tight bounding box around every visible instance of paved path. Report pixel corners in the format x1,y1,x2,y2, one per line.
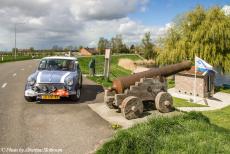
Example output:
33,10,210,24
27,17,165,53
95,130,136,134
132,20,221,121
0,60,113,154
168,88,230,111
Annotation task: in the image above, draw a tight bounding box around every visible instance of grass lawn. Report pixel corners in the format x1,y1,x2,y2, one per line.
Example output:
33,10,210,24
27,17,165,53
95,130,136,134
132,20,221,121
215,86,230,94
173,97,208,107
167,79,175,88
78,54,142,87
202,105,230,129
96,112,230,154
0,55,42,63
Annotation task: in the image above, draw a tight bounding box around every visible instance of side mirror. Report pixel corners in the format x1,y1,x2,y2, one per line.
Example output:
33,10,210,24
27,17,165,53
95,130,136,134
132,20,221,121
75,61,80,69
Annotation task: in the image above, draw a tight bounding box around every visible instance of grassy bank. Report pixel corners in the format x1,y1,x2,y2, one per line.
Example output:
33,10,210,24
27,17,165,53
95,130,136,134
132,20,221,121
96,112,230,154
167,79,175,88
173,97,208,107
78,54,142,87
202,105,230,129
215,86,230,94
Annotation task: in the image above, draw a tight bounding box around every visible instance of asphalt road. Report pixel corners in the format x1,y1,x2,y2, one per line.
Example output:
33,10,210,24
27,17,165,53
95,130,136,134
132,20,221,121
0,60,113,154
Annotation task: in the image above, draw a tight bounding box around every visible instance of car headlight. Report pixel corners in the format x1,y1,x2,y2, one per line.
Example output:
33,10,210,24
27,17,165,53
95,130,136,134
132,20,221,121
65,78,73,86
28,78,36,86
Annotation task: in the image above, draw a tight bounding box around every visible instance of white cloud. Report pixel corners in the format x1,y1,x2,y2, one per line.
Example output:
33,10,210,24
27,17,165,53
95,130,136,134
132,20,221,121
81,18,169,46
70,0,146,20
117,19,171,44
0,0,168,50
222,5,230,16
28,18,43,25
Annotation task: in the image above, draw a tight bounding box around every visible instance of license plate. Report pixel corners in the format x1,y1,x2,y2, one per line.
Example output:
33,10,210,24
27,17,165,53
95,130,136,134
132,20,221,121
41,95,60,100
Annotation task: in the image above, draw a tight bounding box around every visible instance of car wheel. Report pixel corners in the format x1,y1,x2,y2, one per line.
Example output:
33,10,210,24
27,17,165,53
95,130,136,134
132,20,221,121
24,96,36,102
70,87,81,102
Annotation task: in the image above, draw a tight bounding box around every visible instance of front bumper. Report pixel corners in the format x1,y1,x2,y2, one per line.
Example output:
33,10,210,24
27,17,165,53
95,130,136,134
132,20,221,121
24,89,76,97
25,82,76,98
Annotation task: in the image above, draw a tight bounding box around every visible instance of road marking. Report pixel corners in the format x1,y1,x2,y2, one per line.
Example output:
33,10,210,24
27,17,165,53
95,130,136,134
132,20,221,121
1,83,7,88
21,68,25,71
13,73,17,77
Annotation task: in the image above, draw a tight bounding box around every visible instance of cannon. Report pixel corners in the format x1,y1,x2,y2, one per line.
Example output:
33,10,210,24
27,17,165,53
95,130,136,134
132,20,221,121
104,61,192,120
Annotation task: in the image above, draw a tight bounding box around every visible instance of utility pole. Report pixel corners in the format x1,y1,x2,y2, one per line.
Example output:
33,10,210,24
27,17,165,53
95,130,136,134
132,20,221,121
14,22,25,60
14,23,17,60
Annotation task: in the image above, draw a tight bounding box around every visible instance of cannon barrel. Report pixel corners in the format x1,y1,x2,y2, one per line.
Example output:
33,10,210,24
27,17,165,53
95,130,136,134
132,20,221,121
112,60,192,93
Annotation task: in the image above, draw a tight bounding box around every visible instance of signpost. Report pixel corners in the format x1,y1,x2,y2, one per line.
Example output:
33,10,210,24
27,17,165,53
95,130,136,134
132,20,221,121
104,49,111,80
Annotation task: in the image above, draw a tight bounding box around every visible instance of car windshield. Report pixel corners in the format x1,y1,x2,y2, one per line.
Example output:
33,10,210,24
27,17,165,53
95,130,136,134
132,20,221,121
38,59,75,71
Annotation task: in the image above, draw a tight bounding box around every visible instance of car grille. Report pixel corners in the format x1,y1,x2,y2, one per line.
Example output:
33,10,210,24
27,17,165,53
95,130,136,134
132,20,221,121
34,83,66,93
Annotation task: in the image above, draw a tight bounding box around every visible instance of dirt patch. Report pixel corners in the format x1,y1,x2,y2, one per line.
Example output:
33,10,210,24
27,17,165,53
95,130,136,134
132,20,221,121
118,58,136,71
134,59,156,68
118,58,151,73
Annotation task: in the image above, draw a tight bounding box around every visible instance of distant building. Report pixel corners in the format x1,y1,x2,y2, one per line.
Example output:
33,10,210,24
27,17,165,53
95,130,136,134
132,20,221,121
175,66,215,98
80,48,98,56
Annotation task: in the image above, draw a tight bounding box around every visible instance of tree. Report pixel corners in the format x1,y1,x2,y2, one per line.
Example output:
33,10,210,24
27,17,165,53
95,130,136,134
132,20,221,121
12,48,18,55
130,44,135,53
29,47,35,52
78,45,83,50
52,45,59,51
66,45,74,51
98,37,110,54
142,32,156,60
29,47,35,56
111,34,124,53
157,5,230,72
120,44,129,53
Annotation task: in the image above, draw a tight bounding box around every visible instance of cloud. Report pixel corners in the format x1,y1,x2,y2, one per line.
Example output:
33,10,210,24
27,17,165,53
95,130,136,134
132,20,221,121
0,0,167,50
83,18,170,46
70,0,148,20
117,19,171,44
0,0,52,17
222,5,230,16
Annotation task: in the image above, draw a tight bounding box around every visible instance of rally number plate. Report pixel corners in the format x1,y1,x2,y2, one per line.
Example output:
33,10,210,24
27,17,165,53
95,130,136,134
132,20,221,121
41,95,60,100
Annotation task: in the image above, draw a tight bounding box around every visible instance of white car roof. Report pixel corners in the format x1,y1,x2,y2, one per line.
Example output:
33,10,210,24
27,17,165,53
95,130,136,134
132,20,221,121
42,56,77,60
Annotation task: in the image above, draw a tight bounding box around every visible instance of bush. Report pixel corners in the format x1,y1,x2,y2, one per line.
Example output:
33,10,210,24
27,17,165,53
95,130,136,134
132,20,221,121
97,112,230,154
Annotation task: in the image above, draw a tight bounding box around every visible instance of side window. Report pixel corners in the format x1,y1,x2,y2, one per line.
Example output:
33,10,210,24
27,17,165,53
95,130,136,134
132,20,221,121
39,60,46,70
68,60,75,71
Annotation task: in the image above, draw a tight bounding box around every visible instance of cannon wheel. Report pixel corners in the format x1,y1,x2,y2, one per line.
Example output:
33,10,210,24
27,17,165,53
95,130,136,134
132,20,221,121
155,92,173,113
121,96,143,120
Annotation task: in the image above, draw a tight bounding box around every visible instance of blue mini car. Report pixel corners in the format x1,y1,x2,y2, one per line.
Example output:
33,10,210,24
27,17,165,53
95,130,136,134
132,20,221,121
24,56,83,102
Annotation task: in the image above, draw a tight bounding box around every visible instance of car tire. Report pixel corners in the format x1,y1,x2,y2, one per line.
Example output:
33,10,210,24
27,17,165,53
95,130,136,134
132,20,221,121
24,96,36,102
70,87,81,102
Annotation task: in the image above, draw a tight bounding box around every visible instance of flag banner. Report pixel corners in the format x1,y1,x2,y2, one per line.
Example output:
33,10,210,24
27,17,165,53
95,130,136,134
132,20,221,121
195,56,213,72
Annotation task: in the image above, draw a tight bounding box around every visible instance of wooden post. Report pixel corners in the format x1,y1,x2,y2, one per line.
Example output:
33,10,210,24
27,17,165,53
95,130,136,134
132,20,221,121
104,49,111,80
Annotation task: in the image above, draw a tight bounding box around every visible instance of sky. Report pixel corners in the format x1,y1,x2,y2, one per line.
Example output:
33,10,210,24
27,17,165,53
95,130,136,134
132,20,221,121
0,0,229,51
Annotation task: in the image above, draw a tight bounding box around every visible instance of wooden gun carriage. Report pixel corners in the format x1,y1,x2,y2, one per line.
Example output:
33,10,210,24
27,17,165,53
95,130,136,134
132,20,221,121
104,61,192,120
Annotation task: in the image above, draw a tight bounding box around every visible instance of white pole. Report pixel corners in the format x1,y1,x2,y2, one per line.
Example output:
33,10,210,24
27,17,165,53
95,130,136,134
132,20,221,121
193,56,197,103
104,49,111,80
14,22,26,60
14,23,17,60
